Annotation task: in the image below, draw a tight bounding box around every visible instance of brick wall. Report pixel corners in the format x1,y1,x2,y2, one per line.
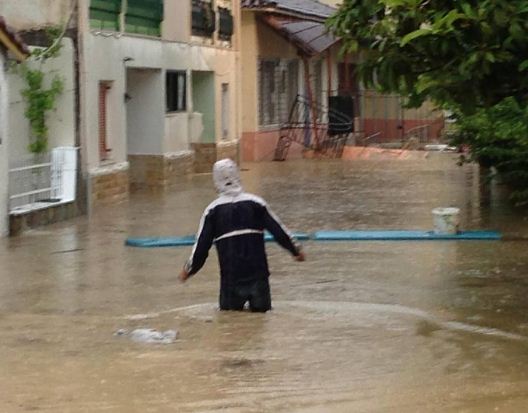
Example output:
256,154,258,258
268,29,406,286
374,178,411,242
193,142,240,173
9,202,79,236
90,169,129,205
129,152,194,189
192,143,218,173
217,141,239,163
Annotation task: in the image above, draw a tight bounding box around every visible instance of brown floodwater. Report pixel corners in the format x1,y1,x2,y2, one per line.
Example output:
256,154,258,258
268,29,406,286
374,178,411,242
1,155,528,412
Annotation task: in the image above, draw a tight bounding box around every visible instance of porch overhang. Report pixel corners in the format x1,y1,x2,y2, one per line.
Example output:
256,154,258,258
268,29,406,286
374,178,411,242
260,14,339,57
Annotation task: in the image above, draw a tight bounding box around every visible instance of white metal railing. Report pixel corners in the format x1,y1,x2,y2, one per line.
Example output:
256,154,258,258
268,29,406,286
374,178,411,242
8,147,78,214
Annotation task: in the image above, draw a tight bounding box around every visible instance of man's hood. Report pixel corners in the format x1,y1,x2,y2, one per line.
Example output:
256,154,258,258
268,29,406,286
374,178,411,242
213,158,243,196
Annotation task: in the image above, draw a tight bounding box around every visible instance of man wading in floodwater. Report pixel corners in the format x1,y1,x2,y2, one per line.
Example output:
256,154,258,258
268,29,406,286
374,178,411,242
179,158,305,312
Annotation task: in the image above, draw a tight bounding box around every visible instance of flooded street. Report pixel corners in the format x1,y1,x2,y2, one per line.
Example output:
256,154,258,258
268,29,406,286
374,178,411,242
2,155,528,412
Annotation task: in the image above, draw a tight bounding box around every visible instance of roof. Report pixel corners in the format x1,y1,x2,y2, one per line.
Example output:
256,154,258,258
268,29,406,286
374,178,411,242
262,15,339,56
242,0,336,21
0,16,29,61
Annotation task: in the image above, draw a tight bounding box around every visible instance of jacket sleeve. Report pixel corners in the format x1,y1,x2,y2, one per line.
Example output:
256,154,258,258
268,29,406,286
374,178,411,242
184,208,215,276
262,205,301,257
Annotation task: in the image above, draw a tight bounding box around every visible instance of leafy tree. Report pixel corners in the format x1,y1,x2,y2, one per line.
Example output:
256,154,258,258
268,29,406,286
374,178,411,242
450,98,528,205
327,0,528,112
327,0,528,203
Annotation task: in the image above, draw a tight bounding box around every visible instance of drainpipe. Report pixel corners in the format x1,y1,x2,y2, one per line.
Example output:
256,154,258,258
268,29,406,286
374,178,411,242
326,50,332,97
302,55,319,151
77,0,91,217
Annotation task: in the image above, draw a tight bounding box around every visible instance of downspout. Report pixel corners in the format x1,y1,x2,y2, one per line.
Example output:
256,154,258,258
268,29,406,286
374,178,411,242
326,50,332,97
72,0,88,215
302,55,319,151
77,0,91,216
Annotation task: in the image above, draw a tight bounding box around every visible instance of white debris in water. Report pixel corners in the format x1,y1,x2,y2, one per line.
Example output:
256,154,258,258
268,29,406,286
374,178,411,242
125,313,160,321
115,328,178,344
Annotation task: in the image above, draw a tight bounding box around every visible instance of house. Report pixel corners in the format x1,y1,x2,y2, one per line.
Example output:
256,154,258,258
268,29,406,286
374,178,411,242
0,1,80,235
79,0,241,205
0,16,29,236
240,0,444,161
240,0,347,161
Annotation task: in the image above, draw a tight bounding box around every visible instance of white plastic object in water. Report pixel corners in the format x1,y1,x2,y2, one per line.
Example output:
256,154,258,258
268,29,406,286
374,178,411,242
432,207,460,234
115,328,178,344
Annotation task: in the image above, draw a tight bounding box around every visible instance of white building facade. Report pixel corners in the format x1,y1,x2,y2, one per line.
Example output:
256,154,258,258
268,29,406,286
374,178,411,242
79,0,241,204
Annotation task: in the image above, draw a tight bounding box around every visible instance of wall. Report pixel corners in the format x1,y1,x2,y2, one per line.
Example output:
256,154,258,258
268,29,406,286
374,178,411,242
162,0,190,43
0,53,8,236
192,71,216,143
7,38,76,164
126,69,164,155
0,0,74,31
257,20,298,59
82,34,240,169
240,12,258,134
164,113,190,153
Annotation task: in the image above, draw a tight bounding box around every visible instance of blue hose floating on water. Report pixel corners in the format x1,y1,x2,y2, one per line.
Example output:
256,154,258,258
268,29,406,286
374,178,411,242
313,230,502,241
125,230,501,248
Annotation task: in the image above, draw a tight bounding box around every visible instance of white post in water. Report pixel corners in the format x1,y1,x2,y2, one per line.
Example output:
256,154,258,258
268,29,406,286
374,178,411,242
432,207,460,234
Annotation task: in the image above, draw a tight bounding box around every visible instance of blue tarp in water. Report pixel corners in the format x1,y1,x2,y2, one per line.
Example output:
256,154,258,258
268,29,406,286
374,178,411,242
125,232,311,248
313,230,502,241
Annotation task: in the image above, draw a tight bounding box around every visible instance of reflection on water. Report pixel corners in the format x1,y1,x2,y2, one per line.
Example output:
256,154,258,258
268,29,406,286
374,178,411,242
1,155,528,412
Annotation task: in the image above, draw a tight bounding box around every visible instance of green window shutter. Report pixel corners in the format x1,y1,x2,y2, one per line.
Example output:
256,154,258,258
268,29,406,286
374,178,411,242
90,0,122,31
125,0,164,36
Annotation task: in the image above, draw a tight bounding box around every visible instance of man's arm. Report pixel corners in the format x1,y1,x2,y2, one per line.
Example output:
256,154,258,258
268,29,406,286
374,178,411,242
263,205,305,261
180,209,215,282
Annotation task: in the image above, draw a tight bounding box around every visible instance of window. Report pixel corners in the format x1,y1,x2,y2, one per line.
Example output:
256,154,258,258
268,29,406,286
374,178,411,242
259,59,300,127
125,0,164,36
166,71,187,112
192,0,216,37
90,0,121,31
89,0,163,36
218,7,234,40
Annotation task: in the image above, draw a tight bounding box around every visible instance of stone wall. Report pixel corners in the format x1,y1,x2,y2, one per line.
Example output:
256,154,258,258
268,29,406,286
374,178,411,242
89,163,129,206
193,142,240,173
192,143,218,173
128,151,194,189
9,202,79,235
217,141,239,163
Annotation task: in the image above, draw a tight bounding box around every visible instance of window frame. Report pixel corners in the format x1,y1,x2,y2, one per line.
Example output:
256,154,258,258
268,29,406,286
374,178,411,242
192,0,216,37
258,59,300,128
166,71,187,113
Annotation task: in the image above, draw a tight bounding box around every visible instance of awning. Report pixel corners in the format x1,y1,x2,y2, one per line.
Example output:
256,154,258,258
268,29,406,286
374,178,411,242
261,15,339,57
0,16,29,61
242,0,336,21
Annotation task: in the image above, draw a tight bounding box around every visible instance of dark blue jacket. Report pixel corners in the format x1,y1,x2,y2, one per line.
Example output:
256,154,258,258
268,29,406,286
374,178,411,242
184,192,301,284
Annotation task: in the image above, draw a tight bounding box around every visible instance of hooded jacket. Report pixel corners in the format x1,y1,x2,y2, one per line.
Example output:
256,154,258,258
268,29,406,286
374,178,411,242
184,159,301,284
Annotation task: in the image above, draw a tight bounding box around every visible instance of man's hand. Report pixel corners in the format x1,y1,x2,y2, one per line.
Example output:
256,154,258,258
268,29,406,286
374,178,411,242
294,251,306,262
179,268,190,283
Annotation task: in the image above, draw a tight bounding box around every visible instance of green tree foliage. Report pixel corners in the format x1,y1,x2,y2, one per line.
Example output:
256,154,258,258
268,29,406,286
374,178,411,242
10,26,64,154
327,0,528,203
20,66,63,154
327,0,528,112
450,98,528,205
